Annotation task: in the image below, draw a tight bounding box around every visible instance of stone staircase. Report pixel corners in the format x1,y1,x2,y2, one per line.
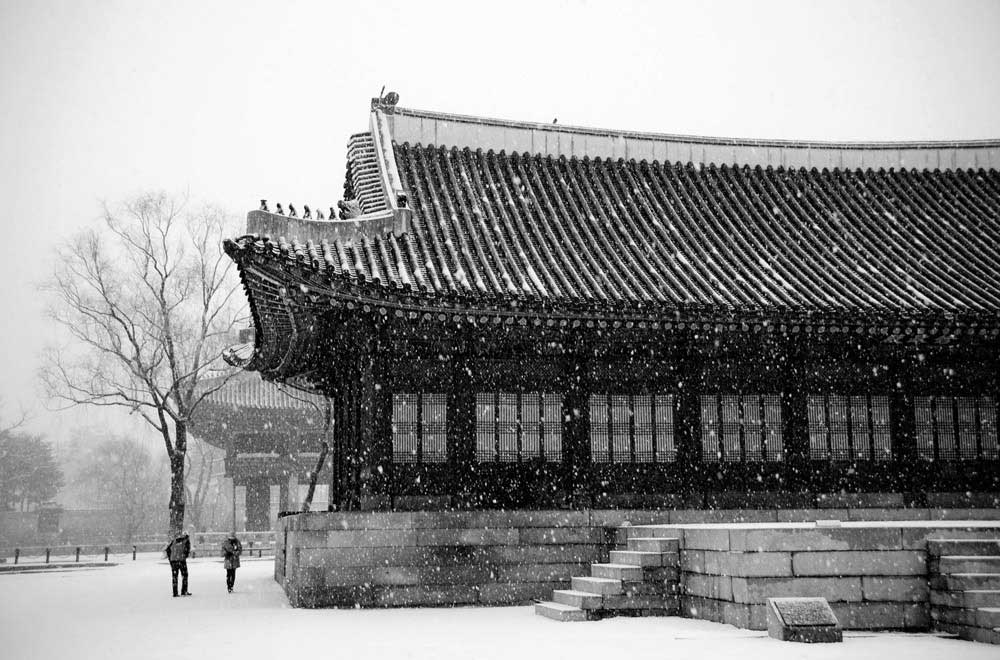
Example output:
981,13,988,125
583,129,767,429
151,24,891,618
929,538,1000,645
535,535,680,621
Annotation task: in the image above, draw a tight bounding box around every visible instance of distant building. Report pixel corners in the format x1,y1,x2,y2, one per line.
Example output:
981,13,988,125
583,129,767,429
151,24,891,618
223,97,1000,511
192,369,330,529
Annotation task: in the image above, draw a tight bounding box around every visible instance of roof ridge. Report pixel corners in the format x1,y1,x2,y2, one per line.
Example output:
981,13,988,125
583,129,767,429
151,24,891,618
386,106,1000,171
391,106,1000,150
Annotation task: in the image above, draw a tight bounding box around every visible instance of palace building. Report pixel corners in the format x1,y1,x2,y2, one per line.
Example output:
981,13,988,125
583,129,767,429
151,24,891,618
223,96,1000,513
192,369,331,530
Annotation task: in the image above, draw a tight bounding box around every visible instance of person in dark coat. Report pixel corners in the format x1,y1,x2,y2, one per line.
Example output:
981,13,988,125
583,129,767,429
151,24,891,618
221,532,242,593
164,532,192,597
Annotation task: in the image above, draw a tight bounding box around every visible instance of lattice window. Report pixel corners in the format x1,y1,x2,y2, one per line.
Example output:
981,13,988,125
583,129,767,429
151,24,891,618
476,392,563,463
915,396,999,461
476,394,496,462
634,395,654,462
701,394,783,462
654,395,676,462
983,398,1000,459
542,395,563,461
498,393,518,462
871,396,892,459
808,394,891,461
391,393,447,463
589,394,676,463
521,393,542,460
610,395,631,462
701,397,719,462
421,394,447,463
590,395,610,463
850,397,872,460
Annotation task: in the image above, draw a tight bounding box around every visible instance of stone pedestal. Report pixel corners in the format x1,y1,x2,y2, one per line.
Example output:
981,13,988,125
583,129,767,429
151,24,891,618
767,597,842,643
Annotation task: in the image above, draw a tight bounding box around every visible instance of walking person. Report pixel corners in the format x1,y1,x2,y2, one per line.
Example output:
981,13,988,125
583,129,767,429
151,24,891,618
164,531,192,597
221,532,242,593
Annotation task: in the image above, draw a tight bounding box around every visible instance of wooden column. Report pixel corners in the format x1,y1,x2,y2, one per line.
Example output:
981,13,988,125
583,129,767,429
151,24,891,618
674,343,702,496
450,351,475,504
782,342,810,492
356,334,378,508
328,379,346,510
563,346,591,506
889,379,917,491
340,355,361,511
370,357,392,505
244,479,270,531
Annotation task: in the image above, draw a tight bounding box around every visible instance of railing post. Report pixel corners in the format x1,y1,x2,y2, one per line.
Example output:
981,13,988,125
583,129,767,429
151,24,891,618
75,547,80,562
104,547,109,562
45,548,50,564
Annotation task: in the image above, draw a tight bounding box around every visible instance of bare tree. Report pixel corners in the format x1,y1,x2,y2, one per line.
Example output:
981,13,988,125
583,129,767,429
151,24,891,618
270,384,333,512
42,193,244,535
0,397,28,436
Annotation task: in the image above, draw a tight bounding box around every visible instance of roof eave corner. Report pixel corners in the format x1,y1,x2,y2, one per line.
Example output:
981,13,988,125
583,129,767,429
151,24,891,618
370,103,411,237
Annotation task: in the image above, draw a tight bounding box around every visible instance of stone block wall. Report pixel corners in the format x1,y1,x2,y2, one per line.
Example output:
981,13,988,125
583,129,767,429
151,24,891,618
277,510,643,608
277,509,1000,612
630,522,1000,631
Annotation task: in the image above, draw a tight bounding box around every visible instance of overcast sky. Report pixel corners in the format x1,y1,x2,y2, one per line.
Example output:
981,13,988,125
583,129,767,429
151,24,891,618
1,0,999,443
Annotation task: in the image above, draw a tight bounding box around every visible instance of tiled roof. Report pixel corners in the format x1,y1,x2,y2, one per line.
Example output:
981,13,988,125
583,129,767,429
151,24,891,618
346,132,388,215
196,370,327,411
227,145,1000,318
190,371,329,447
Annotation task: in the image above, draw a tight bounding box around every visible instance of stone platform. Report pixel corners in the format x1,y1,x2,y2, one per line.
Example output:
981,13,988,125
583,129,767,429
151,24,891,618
277,507,1000,614
276,510,626,607
628,520,1000,632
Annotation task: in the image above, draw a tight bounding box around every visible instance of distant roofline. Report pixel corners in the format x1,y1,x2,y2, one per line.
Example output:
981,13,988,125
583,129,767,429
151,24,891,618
392,106,1000,151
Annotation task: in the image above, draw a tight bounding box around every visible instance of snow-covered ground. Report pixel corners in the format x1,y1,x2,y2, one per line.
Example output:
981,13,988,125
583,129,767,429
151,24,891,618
0,556,994,660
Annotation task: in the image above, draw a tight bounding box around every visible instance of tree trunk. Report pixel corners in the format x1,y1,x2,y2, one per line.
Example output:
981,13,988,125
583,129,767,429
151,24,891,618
168,422,187,535
301,442,329,512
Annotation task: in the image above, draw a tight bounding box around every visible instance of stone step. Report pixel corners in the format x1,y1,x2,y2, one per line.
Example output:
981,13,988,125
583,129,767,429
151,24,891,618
591,563,644,581
552,589,603,610
931,589,1000,609
936,573,1000,591
610,550,666,567
628,537,679,553
937,556,1000,574
572,576,624,595
965,590,1000,609
601,593,679,611
976,608,1000,629
929,539,1000,557
534,601,588,622
621,580,673,597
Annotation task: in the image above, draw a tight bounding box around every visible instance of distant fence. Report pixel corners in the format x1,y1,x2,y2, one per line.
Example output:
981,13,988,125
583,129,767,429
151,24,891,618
1,532,276,565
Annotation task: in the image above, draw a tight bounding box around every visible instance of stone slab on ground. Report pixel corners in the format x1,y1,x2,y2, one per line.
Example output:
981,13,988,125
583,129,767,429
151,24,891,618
767,597,843,643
